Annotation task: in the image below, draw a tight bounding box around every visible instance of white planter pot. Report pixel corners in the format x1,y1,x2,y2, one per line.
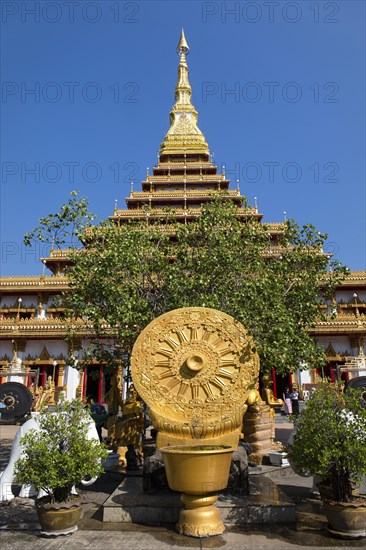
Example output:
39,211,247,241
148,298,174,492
268,451,289,467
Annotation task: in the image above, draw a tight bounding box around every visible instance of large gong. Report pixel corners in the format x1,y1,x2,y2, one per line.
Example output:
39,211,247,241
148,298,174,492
0,382,33,423
131,307,260,447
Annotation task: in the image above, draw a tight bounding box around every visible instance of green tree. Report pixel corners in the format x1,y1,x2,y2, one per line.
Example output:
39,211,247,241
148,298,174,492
60,197,347,375
24,190,95,249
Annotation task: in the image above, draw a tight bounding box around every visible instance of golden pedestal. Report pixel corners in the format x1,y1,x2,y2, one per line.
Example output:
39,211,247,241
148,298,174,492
178,494,223,537
161,444,233,537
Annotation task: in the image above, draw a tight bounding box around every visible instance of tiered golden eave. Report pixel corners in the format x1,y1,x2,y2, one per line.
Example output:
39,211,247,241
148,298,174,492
0,317,114,339
309,316,366,334
0,276,69,292
310,271,366,334
110,207,263,223
335,271,366,286
317,271,366,291
127,190,240,199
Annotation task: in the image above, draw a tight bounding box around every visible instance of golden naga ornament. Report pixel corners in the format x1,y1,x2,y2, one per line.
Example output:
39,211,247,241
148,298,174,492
130,307,260,448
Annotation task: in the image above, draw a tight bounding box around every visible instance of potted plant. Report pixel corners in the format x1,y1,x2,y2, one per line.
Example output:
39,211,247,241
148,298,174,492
286,380,366,538
14,399,108,536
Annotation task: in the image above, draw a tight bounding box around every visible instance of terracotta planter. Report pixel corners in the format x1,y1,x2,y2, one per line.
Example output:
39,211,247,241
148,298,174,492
323,499,366,538
160,444,233,537
36,498,82,536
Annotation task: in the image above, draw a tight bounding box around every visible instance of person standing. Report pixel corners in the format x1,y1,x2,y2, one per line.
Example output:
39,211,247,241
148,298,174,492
291,387,299,416
283,387,293,415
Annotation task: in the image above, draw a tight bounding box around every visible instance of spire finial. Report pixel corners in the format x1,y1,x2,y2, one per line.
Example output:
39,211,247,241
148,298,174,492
177,28,189,55
159,31,210,158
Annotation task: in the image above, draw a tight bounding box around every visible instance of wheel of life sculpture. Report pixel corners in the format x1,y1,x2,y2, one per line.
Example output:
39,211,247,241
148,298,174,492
131,307,260,447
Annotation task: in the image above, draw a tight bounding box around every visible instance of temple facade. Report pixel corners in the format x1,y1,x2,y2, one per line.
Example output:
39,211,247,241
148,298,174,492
1,31,365,406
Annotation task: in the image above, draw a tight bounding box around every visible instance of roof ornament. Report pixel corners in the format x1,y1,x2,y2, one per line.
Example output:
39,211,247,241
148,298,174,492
177,28,189,56
159,30,210,158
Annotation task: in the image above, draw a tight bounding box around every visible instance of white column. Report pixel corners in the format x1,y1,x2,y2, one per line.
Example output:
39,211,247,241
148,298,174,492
64,365,80,400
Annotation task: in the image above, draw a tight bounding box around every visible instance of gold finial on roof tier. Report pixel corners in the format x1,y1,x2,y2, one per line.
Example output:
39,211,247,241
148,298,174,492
159,30,210,158
177,28,189,55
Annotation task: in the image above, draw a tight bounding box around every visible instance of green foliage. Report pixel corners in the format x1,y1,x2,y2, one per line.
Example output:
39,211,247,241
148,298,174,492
24,191,95,249
62,197,347,375
286,381,366,502
14,399,108,503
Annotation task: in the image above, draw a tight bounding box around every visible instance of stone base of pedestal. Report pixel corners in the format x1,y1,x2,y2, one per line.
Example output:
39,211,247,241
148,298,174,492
102,475,296,525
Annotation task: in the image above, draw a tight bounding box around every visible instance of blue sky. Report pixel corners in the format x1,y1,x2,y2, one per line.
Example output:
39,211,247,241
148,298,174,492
1,0,365,275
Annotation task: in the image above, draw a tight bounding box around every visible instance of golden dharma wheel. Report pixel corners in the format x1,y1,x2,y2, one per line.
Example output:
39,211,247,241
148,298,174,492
130,307,260,446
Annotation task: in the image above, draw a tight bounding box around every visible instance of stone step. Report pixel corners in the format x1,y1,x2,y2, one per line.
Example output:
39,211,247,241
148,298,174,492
250,464,298,480
102,475,296,526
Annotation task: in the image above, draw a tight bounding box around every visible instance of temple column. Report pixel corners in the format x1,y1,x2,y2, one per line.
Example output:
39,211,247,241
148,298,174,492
65,364,80,400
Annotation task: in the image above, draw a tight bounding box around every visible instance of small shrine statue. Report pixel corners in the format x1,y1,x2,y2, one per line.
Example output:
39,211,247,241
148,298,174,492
115,385,144,467
46,375,56,406
261,375,283,409
32,383,53,411
245,388,264,413
261,375,283,440
105,373,124,444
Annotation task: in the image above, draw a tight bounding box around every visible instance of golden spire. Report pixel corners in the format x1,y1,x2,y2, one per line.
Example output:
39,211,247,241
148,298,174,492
159,29,209,157
177,28,189,55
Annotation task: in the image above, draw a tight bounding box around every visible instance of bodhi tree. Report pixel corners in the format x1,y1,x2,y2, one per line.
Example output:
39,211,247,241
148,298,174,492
25,193,348,376
24,190,95,250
